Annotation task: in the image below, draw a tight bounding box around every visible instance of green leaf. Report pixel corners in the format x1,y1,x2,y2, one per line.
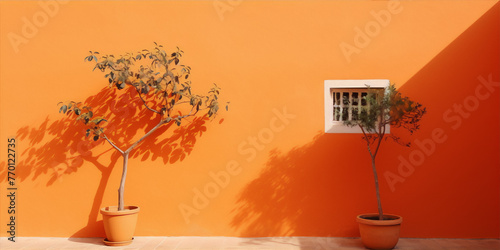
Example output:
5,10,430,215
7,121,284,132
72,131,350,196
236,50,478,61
59,105,67,114
141,85,150,94
116,82,125,89
95,118,107,125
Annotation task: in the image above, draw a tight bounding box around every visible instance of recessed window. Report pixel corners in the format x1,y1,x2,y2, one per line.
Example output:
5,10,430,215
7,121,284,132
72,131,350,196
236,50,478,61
324,79,390,133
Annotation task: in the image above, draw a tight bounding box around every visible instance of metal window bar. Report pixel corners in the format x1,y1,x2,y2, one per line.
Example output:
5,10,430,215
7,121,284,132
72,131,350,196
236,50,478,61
332,89,373,122
342,92,349,121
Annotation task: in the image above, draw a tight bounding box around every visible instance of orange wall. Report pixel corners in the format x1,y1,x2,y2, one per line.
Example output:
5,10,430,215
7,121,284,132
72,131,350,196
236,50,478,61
0,0,499,238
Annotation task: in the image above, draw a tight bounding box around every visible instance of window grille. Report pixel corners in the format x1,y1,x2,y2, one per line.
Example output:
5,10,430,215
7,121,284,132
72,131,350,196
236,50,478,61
324,80,390,133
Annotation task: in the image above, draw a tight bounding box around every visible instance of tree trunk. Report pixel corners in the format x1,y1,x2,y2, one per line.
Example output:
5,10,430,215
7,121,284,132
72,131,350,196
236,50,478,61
371,157,384,220
118,152,129,211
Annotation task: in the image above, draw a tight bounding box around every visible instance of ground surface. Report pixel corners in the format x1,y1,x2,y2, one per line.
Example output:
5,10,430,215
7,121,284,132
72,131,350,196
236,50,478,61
1,237,499,249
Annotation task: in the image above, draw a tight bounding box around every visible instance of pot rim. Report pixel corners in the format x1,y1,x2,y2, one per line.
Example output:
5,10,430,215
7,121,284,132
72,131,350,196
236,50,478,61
100,206,140,216
357,213,402,226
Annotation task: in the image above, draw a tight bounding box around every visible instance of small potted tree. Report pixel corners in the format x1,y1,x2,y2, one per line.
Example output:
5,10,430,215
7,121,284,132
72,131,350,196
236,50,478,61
59,43,227,246
343,83,426,250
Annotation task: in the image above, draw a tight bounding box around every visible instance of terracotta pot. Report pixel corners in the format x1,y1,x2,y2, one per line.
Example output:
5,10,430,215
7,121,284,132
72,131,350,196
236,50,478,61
100,206,140,246
357,213,402,250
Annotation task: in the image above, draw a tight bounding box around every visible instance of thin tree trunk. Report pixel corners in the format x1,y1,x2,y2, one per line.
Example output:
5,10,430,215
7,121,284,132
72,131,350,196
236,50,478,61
371,156,384,220
118,152,129,211
110,114,192,211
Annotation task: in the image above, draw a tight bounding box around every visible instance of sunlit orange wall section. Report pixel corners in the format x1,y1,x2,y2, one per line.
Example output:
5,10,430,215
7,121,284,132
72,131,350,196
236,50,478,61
0,0,499,238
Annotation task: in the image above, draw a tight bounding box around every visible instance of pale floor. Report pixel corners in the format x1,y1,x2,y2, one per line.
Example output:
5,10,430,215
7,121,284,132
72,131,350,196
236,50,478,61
1,237,499,250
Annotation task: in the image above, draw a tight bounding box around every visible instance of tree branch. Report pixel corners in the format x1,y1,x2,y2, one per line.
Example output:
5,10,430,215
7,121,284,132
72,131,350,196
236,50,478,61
124,119,165,154
123,111,197,155
373,125,385,159
102,133,124,154
359,125,374,159
373,109,386,159
134,86,160,114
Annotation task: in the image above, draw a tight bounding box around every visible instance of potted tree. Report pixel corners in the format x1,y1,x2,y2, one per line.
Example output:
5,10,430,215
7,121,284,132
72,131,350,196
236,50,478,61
59,43,227,246
343,83,426,250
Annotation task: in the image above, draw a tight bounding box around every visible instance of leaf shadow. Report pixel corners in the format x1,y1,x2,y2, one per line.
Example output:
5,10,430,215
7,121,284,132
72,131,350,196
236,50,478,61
0,86,211,237
230,133,367,237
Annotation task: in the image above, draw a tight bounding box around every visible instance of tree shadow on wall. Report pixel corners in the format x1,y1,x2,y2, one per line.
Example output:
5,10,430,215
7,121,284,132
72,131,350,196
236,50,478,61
230,133,373,238
0,86,210,237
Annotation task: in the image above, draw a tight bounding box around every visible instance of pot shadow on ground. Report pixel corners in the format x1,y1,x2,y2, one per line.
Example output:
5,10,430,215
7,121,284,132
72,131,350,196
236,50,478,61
231,1,499,246
0,86,213,238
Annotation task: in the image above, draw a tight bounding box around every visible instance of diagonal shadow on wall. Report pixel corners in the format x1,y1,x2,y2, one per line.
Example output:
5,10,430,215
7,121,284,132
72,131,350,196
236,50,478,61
230,1,499,243
0,86,211,237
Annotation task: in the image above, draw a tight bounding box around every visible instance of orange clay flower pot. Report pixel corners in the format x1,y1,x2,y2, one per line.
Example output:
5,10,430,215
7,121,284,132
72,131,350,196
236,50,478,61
357,214,402,250
100,206,140,246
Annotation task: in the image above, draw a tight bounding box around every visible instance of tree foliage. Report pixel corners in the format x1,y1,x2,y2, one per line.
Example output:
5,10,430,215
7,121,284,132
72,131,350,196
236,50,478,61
59,42,227,142
344,84,426,147
57,43,227,210
344,83,426,220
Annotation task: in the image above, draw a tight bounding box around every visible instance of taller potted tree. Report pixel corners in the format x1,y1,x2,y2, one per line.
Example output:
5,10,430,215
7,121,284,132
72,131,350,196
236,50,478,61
59,43,227,246
343,83,426,250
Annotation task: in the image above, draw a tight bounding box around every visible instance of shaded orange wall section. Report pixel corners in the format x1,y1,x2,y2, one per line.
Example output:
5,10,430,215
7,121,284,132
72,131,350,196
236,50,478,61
0,0,499,238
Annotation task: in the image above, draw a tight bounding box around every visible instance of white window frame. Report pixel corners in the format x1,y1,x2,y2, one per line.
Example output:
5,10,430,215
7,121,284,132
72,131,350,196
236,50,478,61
324,79,390,134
